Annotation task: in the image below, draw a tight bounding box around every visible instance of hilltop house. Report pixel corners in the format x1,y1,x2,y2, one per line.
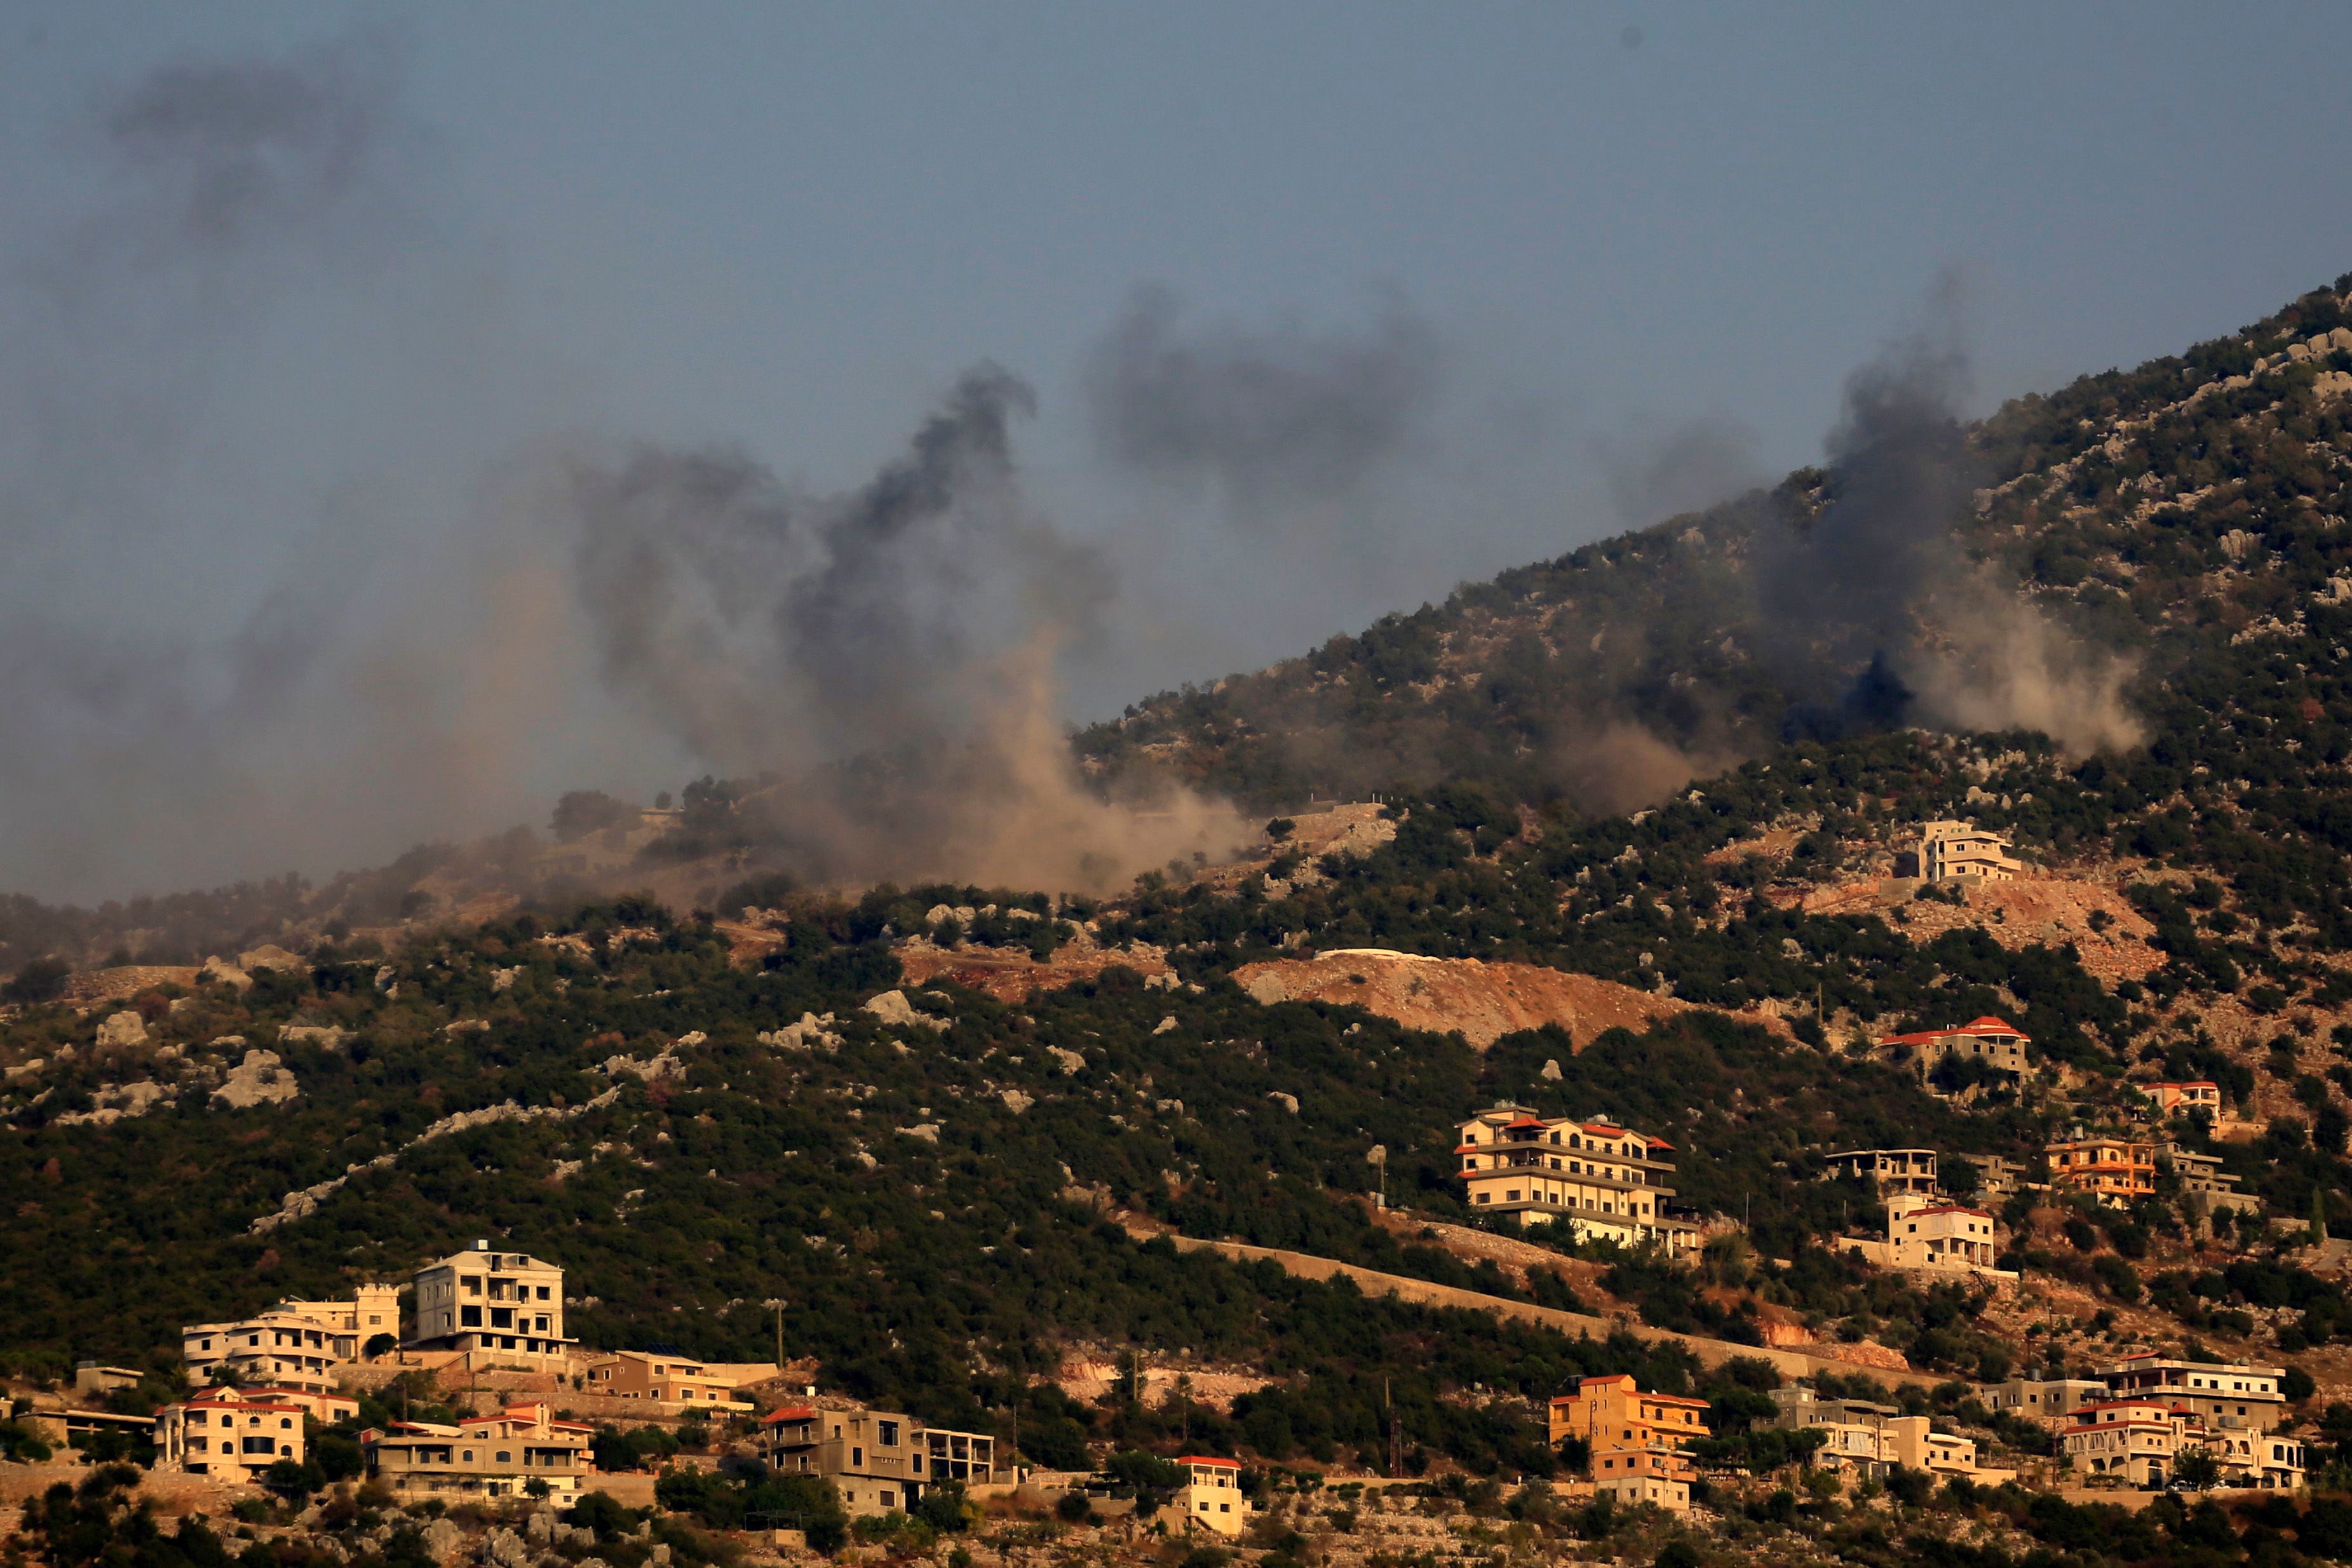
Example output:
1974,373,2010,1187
1874,1018,2031,1089
182,1284,401,1393
1550,1374,1709,1513
1986,1378,2110,1428
1895,821,2025,883
406,1241,573,1369
1454,1104,1700,1255
1842,1192,2013,1280
2160,1143,2260,1222
2137,1081,2226,1120
1175,1456,1252,1536
2097,1355,2288,1434
363,1401,594,1501
758,1404,1001,1518
156,1388,308,1483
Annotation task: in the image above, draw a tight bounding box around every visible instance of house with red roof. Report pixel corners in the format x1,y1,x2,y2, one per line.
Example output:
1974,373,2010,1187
156,1388,308,1483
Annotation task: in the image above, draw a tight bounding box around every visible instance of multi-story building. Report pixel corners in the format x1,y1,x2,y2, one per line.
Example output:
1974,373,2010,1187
182,1285,401,1393
581,1350,749,1409
2061,1397,2305,1490
758,1404,1001,1517
1841,1193,2012,1279
2047,1137,2157,1206
1985,1378,2109,1428
407,1242,572,1368
156,1388,308,1482
1971,1155,2029,1201
2160,1144,2260,1219
1874,1018,2031,1086
1767,1388,2010,1484
1550,1374,1709,1513
363,1401,594,1501
2096,1355,2288,1434
1912,821,2025,883
1821,1149,1939,1196
1175,1456,1252,1536
2137,1081,2226,1120
1454,1105,1700,1255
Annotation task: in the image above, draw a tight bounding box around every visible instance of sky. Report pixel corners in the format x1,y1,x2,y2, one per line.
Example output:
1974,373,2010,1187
3,3,2350,900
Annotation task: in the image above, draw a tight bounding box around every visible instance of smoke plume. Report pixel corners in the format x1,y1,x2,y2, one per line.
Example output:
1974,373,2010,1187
0,37,1243,903
1754,308,2142,757
1085,283,1441,518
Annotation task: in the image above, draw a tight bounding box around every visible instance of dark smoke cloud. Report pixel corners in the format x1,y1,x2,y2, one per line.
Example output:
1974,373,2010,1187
1752,305,2139,755
1083,283,1441,517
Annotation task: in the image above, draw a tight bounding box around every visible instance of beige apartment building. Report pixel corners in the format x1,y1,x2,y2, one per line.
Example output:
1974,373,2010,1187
1856,1193,2013,1278
363,1401,594,1500
1455,1104,1699,1255
2161,1144,2260,1219
1768,1388,2011,1484
1176,1456,1251,1536
2062,1397,2305,1490
2097,1355,2287,1433
408,1242,572,1367
1822,1148,1939,1196
156,1388,308,1482
581,1350,749,1408
1875,1017,2031,1086
759,1404,1000,1517
1986,1378,2109,1428
1914,821,2025,882
182,1285,400,1393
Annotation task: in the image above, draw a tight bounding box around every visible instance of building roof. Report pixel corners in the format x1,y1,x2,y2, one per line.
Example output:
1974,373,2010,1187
1901,1204,1996,1220
1179,1455,1241,1468
1876,1017,2025,1047
763,1405,818,1425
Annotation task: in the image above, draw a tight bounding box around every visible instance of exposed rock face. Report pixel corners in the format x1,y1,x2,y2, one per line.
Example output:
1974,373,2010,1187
1152,1016,1178,1034
238,945,306,975
1540,1057,1563,1080
280,1022,355,1051
1267,1091,1299,1114
213,1048,300,1109
491,966,522,992
55,1079,175,1127
758,1012,842,1051
1241,971,1290,1004
895,932,1175,1002
419,1518,464,1560
94,1011,149,1050
1044,1046,1086,1074
999,1088,1036,1114
597,1048,686,1081
897,1122,942,1142
248,1085,621,1233
862,989,947,1031
1231,950,1794,1050
199,956,254,992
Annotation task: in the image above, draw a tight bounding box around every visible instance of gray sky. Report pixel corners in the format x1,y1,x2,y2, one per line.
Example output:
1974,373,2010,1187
3,3,2350,898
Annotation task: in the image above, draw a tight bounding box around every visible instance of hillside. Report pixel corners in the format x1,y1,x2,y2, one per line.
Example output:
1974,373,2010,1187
14,278,2352,1565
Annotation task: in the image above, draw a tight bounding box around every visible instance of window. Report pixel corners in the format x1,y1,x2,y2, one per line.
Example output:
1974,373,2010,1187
464,1276,482,1295
461,1306,483,1328
879,1420,900,1445
853,1447,863,1466
537,1286,551,1301
497,1452,511,1463
492,1308,513,1330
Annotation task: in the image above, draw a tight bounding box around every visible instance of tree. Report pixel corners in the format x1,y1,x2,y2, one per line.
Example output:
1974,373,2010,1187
2171,1448,2222,1490
552,790,635,844
2,957,69,1004
364,1334,399,1360
263,1457,325,1502
1885,1464,1933,1506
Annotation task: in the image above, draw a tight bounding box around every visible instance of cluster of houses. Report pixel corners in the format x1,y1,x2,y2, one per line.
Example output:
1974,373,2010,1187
1553,1351,2306,1514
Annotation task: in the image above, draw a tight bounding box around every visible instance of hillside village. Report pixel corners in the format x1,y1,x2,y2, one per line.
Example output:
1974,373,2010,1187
22,276,2352,1568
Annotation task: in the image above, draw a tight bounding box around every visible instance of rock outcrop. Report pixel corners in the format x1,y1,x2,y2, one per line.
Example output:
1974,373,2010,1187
213,1048,300,1109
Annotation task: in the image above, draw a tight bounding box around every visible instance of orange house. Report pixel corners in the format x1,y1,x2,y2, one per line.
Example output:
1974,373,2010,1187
2046,1137,2156,1206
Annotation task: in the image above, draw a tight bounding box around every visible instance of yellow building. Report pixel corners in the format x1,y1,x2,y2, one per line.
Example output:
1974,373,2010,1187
1176,1456,1251,1535
363,1400,594,1500
582,1349,749,1408
182,1285,400,1393
408,1241,572,1368
2047,1137,2156,1206
1550,1374,1710,1513
156,1388,308,1482
1455,1104,1698,1255
758,1404,1001,1517
1915,821,2024,882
